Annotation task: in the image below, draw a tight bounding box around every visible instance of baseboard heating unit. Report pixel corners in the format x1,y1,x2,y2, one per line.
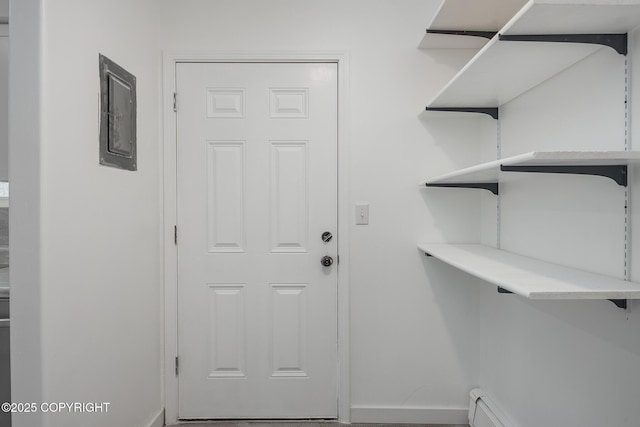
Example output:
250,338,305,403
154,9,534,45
469,389,513,427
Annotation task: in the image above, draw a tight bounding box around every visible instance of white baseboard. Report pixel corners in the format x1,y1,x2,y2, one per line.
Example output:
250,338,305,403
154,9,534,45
146,408,165,427
351,406,468,425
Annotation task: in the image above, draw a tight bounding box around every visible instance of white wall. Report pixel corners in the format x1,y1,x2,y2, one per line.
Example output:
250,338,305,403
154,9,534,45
475,32,640,427
10,0,44,425
157,0,481,423
11,0,163,426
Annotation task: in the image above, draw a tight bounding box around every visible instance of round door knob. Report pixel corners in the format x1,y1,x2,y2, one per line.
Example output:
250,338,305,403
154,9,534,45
321,255,333,267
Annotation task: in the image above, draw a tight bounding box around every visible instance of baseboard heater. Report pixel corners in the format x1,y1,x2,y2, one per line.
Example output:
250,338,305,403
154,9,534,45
469,389,514,427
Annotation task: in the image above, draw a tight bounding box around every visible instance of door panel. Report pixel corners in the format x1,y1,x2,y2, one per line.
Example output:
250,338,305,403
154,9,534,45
207,285,246,378
207,141,246,252
176,62,338,419
270,141,308,252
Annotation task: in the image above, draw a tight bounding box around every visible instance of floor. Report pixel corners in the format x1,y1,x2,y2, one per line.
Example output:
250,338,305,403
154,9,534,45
167,423,469,427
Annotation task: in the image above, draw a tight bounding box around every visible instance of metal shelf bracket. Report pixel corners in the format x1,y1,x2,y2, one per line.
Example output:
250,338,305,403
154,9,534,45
425,182,499,195
499,289,627,310
500,164,628,187
425,107,499,120
609,299,628,309
426,29,497,40
499,33,628,55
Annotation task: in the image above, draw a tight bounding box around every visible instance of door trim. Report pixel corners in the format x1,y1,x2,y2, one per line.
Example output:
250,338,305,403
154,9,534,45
162,51,350,425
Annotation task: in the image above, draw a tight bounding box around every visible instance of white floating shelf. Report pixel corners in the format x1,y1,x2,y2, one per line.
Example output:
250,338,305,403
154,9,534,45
425,151,640,186
418,243,640,300
427,0,640,108
420,0,527,49
419,33,490,50
427,0,525,32
427,158,502,185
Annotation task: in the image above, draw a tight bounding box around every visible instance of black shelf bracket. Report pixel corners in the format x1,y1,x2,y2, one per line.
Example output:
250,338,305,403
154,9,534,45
609,299,628,309
500,164,628,187
499,33,628,55
426,29,497,40
425,107,499,120
425,182,499,195
499,290,627,310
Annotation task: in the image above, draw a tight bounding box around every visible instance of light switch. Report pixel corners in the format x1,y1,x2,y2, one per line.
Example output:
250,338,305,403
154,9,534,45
356,204,369,225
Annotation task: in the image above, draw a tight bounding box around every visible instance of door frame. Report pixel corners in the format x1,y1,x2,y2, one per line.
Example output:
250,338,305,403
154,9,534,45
162,51,350,425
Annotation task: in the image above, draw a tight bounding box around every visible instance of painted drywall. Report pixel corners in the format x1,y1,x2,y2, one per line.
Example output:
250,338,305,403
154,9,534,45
9,0,44,425
11,0,162,426
475,32,640,427
157,0,482,423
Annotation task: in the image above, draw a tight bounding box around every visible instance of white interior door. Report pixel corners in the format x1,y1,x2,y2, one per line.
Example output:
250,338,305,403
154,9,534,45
176,62,338,419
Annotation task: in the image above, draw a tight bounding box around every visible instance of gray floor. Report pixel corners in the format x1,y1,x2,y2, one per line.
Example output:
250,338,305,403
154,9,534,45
167,423,469,427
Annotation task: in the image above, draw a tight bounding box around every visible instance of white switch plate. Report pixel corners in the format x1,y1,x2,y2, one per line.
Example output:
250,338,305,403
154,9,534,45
356,204,369,225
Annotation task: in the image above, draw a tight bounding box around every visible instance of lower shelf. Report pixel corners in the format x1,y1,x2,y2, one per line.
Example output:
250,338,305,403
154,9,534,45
424,151,640,192
418,243,640,300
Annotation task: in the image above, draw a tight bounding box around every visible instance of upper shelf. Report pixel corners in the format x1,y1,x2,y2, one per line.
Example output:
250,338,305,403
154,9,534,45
425,151,640,192
418,243,640,301
419,31,494,50
425,0,640,109
420,0,527,49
